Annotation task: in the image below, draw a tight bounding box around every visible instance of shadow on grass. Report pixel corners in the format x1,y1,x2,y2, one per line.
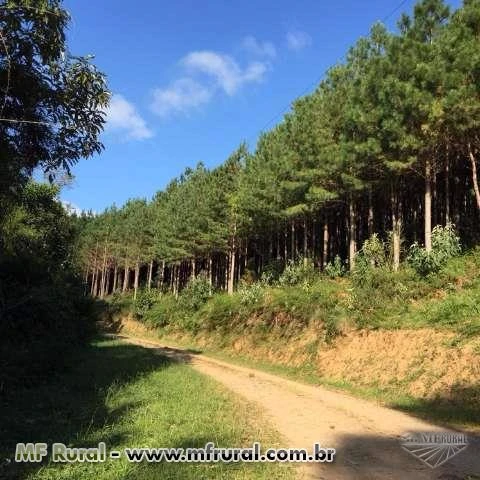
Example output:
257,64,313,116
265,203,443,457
0,339,174,480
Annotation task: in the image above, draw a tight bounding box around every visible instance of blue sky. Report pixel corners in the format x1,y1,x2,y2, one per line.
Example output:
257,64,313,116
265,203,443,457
61,0,462,213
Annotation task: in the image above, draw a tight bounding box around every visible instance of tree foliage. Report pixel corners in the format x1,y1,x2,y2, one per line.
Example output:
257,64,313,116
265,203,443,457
0,1,109,387
0,0,109,211
78,0,480,297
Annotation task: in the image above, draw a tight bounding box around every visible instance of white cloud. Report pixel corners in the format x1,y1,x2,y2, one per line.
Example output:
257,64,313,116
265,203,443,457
242,36,276,58
182,51,267,95
106,94,153,140
61,200,83,216
151,78,212,117
150,49,269,118
286,30,312,51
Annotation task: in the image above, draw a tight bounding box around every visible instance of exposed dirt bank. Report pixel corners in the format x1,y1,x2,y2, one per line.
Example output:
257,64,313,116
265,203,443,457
112,315,480,432
115,332,480,480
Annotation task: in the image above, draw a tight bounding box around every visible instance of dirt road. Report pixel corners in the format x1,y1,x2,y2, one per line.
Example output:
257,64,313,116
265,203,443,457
117,335,480,480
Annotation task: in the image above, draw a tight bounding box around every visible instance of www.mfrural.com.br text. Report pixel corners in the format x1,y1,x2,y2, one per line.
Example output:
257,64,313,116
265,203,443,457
15,442,335,464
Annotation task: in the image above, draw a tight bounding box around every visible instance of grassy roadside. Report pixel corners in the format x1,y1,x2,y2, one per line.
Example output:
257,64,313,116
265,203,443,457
0,338,293,480
103,250,480,434
115,322,480,434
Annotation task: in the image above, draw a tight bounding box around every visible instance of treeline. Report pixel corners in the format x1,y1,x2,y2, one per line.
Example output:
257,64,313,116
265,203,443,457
78,0,480,298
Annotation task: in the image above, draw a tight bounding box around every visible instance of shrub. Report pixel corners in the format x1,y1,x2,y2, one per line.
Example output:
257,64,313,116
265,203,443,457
352,266,414,301
352,234,388,284
197,293,244,330
278,257,316,286
143,294,178,328
260,259,285,285
238,282,265,306
407,224,461,276
324,316,340,344
267,279,342,326
324,255,345,279
133,288,159,319
178,274,212,311
361,233,387,268
432,223,462,259
407,245,438,276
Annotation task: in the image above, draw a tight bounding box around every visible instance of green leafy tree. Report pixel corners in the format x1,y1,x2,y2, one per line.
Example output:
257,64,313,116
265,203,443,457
0,0,109,212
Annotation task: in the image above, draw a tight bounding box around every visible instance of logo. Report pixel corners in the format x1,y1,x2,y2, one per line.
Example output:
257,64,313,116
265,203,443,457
400,432,468,468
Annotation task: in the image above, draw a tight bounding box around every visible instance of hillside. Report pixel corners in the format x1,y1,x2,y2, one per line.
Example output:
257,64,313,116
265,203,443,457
109,247,480,431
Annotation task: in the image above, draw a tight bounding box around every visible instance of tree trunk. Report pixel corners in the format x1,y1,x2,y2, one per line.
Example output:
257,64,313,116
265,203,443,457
175,263,180,297
413,209,418,243
433,168,437,227
147,260,153,290
227,228,237,295
208,255,213,293
112,263,118,293
445,157,450,224
171,264,177,296
105,267,111,296
291,220,296,261
99,242,108,299
311,219,316,263
468,143,480,212
90,241,99,296
322,218,329,269
244,240,248,269
123,259,129,292
191,258,196,280
90,268,96,296
92,269,98,297
453,170,460,226
157,260,165,289
368,187,374,236
214,258,219,290
83,267,89,296
348,197,356,270
133,262,140,300
392,185,401,272
170,264,174,293
303,218,308,264
100,267,105,299
284,225,288,261
425,159,432,252
224,254,229,291
236,249,242,284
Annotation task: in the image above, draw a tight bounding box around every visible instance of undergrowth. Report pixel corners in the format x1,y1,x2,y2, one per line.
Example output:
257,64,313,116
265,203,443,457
124,247,480,344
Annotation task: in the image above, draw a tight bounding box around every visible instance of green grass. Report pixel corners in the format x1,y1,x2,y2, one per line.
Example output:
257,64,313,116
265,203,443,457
134,249,480,342
123,329,480,433
355,249,480,336
109,249,480,432
0,339,293,480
